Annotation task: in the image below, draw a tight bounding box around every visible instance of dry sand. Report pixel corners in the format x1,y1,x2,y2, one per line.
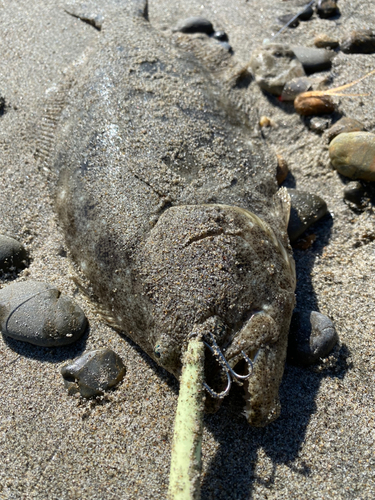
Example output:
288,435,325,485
0,0,374,498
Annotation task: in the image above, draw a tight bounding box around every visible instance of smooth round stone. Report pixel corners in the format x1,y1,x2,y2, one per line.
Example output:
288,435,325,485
287,189,328,242
0,235,28,272
294,94,335,116
0,281,87,346
314,33,339,49
298,4,314,21
341,29,375,54
173,17,214,35
292,46,335,73
276,154,289,184
212,30,228,42
281,76,313,101
329,132,375,181
327,117,365,142
218,41,232,52
287,311,338,366
61,349,126,398
343,181,368,207
249,44,305,96
316,0,339,19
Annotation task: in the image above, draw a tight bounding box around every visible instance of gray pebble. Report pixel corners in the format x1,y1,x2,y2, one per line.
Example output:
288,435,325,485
343,181,368,207
308,116,331,133
0,281,87,346
287,310,338,366
341,29,375,54
0,235,28,272
281,76,313,101
327,117,366,142
287,189,328,242
218,41,232,52
316,0,339,19
173,17,214,35
249,43,305,95
61,349,126,398
292,46,335,73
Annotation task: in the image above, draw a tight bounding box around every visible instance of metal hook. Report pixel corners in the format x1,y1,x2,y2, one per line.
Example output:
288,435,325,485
202,332,254,399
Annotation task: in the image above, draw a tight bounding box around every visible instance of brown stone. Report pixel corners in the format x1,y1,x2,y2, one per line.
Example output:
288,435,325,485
294,94,335,116
276,154,289,184
327,117,365,142
314,33,339,49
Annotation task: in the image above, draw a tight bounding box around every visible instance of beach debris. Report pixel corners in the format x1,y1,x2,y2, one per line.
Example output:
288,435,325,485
173,17,214,35
327,117,366,142
54,1,296,429
249,43,305,95
314,33,339,49
287,310,338,366
316,0,339,19
0,281,87,346
0,235,28,272
292,46,335,73
329,132,375,181
61,348,126,397
287,189,328,242
341,29,375,54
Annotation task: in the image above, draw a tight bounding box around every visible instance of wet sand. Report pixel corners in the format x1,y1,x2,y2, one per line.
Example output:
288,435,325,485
0,0,374,499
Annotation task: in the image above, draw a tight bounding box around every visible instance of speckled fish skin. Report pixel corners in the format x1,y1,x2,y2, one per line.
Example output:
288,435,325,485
54,1,296,426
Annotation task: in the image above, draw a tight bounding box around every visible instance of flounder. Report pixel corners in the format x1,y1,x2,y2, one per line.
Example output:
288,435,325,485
54,0,296,426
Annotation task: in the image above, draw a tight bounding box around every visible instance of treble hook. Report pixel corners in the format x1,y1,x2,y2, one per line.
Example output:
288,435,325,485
202,331,254,399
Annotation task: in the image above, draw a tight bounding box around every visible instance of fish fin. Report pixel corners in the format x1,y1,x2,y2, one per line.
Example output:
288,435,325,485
273,187,291,231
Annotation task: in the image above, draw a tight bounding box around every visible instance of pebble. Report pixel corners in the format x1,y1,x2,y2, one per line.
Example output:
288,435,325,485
316,0,339,19
277,14,299,28
218,41,232,52
298,4,314,21
329,132,375,181
212,30,228,42
308,116,331,133
61,349,126,398
281,76,313,101
287,189,328,242
294,93,335,116
276,154,289,184
287,310,338,366
314,33,340,49
327,117,365,142
0,281,87,346
0,235,28,272
343,181,368,207
292,46,335,73
173,17,214,35
341,29,375,54
249,44,305,95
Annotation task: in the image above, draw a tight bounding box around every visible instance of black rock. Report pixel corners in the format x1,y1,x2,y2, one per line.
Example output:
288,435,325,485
288,310,338,366
316,0,339,19
61,349,126,398
0,281,87,346
212,30,228,42
341,29,375,54
281,76,313,101
0,235,28,272
287,189,328,242
173,17,214,35
298,4,314,21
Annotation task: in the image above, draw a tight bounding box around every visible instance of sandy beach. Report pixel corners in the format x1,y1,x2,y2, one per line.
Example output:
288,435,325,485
0,0,374,498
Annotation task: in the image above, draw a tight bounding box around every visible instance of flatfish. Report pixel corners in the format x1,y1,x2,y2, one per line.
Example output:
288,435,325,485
53,1,296,426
